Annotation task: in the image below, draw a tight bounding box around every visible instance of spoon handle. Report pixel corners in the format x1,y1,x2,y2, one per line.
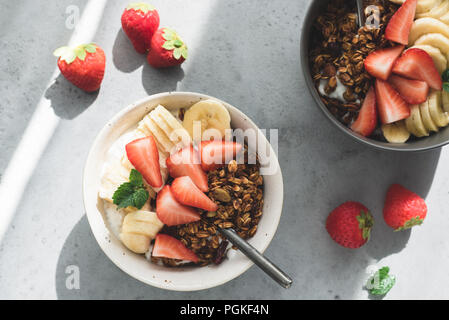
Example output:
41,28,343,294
218,227,293,289
356,0,364,28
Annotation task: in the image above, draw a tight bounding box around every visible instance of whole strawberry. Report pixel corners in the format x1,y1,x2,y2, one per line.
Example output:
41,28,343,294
121,2,159,54
53,43,105,92
147,28,188,68
326,201,374,249
383,184,427,231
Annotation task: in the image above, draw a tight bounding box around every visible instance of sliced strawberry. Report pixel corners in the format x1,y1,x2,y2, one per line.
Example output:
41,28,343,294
171,176,218,212
152,234,199,262
364,45,405,81
392,48,443,90
166,146,209,192
388,75,429,105
385,0,417,45
350,86,377,137
375,79,410,124
156,185,200,226
125,136,162,188
199,141,243,171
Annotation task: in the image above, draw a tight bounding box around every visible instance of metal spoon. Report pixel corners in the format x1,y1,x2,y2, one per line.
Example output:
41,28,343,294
214,225,293,289
356,0,364,28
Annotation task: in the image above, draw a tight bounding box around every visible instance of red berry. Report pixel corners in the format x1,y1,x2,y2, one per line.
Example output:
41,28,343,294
152,234,198,262
125,136,162,188
383,184,427,231
121,3,159,54
171,176,218,212
326,201,373,249
199,141,243,172
147,28,187,68
351,86,377,137
54,43,105,92
375,79,410,124
385,0,417,45
364,45,405,81
156,185,201,226
388,75,429,105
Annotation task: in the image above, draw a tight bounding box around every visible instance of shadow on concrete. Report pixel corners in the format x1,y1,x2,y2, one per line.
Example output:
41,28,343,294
141,63,184,95
44,74,99,119
112,29,146,73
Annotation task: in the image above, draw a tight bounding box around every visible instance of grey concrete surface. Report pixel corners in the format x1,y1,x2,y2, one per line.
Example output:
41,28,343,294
1,0,449,299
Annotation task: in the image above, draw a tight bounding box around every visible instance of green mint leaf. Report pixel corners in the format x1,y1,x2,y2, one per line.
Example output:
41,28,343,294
133,188,149,209
112,182,136,209
443,82,449,93
173,47,182,60
162,41,175,50
442,69,449,82
129,169,144,187
112,170,149,209
366,267,396,296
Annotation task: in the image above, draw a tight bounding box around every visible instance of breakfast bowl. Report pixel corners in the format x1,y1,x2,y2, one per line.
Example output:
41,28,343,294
83,92,283,291
300,0,449,152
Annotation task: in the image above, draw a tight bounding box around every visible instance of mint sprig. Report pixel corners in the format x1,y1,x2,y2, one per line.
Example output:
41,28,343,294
442,69,449,93
112,169,149,209
365,266,396,296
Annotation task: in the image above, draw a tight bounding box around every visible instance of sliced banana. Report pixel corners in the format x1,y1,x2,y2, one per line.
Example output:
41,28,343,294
389,0,442,14
440,10,449,24
183,99,231,141
381,120,411,143
420,99,439,132
416,0,449,19
410,45,447,73
119,211,164,254
406,104,430,137
442,90,449,112
414,33,449,62
428,89,449,127
137,105,191,155
408,18,449,46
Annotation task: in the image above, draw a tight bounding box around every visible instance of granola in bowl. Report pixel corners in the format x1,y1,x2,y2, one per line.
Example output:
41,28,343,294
308,0,449,144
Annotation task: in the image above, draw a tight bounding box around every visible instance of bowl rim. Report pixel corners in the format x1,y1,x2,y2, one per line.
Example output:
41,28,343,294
300,0,449,152
82,91,284,291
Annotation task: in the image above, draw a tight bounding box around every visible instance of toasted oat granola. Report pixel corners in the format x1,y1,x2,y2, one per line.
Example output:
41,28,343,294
309,0,399,127
151,147,263,267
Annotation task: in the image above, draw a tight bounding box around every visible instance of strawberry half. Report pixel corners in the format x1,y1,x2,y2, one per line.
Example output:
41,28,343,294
388,75,429,105
152,234,199,263
147,28,187,68
121,3,160,54
350,86,377,137
392,48,443,90
199,141,243,172
171,176,218,212
383,184,427,231
375,79,410,124
156,185,200,226
326,201,374,249
166,146,209,192
385,0,417,45
364,45,405,81
125,136,162,188
54,43,105,92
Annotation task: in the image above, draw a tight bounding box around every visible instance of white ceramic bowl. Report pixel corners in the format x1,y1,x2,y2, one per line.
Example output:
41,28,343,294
83,92,284,291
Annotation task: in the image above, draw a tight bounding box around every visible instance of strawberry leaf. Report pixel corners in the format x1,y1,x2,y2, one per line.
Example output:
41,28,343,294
173,48,182,60
181,47,188,59
84,43,97,53
126,2,155,13
162,28,176,41
162,41,175,50
394,216,423,231
75,46,86,60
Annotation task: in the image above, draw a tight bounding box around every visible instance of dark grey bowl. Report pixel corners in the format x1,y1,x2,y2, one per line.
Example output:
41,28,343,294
300,0,449,152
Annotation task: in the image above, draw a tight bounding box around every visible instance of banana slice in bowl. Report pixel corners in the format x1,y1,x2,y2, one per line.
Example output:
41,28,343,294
182,99,231,140
409,18,449,47
381,120,411,143
410,45,447,73
406,104,430,137
416,0,449,19
414,33,449,63
442,90,449,113
420,99,439,132
428,90,449,127
389,0,442,14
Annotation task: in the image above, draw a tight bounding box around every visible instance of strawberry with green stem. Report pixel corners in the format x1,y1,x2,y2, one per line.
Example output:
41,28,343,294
121,2,159,54
147,28,188,68
53,43,105,92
